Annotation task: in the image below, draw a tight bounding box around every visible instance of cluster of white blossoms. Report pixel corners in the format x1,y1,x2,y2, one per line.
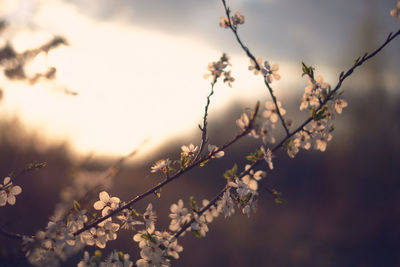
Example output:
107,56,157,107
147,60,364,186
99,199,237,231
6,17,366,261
287,74,348,157
249,58,280,84
78,250,133,267
151,143,225,174
219,12,244,29
203,53,235,86
167,163,267,242
391,0,400,19
133,228,183,267
25,210,88,265
299,75,330,111
0,176,22,206
83,194,185,266
80,191,124,249
234,67,348,159
236,100,284,147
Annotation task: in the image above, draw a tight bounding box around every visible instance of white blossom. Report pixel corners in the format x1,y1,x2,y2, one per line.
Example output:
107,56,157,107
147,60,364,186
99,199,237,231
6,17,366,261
101,220,120,241
294,131,312,150
217,191,235,218
261,120,276,144
231,12,245,25
219,16,231,28
169,199,191,232
229,177,255,198
310,119,328,133
314,133,333,152
136,245,166,267
300,89,319,110
201,199,220,223
262,61,280,83
154,231,183,260
236,112,250,131
287,140,300,158
208,144,225,158
81,227,107,248
241,195,258,217
165,238,183,260
219,12,244,28
264,147,274,170
143,203,157,232
133,229,153,249
391,1,400,19
242,165,266,191
150,159,171,173
0,177,22,206
101,250,133,267
223,70,235,87
310,75,330,95
263,101,286,123
190,214,209,237
93,191,121,216
117,209,144,230
333,97,348,114
77,251,93,267
248,58,263,75
181,144,198,157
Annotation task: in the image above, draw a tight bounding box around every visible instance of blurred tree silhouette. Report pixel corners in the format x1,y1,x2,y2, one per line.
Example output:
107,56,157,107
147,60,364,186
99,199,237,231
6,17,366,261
0,20,67,85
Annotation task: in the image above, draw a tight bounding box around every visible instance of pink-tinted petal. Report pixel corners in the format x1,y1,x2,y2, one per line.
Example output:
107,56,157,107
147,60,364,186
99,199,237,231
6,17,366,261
3,177,11,185
99,191,110,202
10,185,22,195
7,194,16,205
93,200,105,210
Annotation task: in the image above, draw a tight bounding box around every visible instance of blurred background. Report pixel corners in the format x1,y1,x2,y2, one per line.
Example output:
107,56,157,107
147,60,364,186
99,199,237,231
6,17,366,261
0,0,400,266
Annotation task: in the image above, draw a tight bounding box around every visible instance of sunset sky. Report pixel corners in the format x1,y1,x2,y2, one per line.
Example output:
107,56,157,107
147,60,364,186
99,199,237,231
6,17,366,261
0,0,399,159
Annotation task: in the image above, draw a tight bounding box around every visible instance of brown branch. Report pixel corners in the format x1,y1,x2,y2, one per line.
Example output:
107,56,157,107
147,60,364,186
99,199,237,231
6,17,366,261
73,106,259,236
171,21,400,245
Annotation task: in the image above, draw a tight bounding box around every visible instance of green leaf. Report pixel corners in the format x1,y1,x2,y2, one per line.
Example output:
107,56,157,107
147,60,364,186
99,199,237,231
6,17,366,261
180,153,190,170
164,255,177,261
73,200,81,212
26,162,47,171
200,159,209,167
131,208,140,217
190,196,199,212
193,230,203,238
301,62,314,78
118,251,124,261
223,164,238,181
312,106,328,121
94,250,102,258
241,193,253,203
282,138,293,151
154,188,162,198
246,149,264,162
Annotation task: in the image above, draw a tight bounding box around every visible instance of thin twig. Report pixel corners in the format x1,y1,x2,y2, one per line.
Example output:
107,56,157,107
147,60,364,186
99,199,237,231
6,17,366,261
0,227,29,240
194,81,216,162
221,0,290,136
